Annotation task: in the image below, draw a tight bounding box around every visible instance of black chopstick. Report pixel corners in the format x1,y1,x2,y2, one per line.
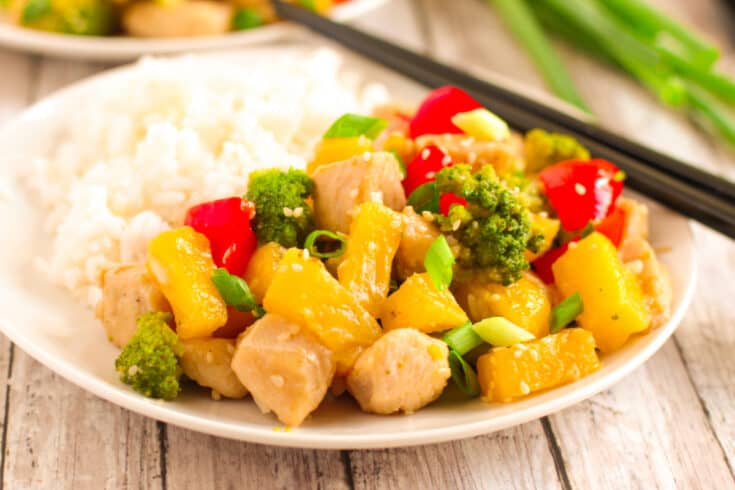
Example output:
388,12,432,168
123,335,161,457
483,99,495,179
273,0,735,239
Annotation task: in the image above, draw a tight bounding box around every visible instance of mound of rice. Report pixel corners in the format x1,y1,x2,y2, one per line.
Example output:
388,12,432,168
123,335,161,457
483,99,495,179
25,50,388,307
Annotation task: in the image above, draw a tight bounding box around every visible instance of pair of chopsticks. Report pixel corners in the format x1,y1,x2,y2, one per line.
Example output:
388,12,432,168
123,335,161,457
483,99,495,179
273,1,735,240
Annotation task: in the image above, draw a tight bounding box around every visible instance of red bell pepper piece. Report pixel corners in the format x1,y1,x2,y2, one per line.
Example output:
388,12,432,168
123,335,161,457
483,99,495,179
184,197,257,277
403,145,452,197
539,159,624,231
595,205,626,247
409,86,482,138
439,192,468,216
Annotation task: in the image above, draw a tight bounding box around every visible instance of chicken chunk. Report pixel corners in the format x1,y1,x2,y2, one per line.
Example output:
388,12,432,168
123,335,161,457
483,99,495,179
230,314,335,427
347,329,451,415
394,207,441,280
180,338,248,399
311,152,406,234
123,1,232,38
414,134,523,175
100,264,170,348
616,198,672,327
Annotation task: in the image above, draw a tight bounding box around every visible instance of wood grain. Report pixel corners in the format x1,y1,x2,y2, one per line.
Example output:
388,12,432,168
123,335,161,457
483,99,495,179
1,58,164,490
349,422,563,490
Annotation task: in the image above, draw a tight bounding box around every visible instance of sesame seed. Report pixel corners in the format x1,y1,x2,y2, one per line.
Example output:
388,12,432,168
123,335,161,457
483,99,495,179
569,241,579,249
302,248,310,260
283,207,293,217
490,293,502,302
514,350,523,358
363,152,372,161
451,220,461,231
460,137,474,148
205,351,214,363
421,148,431,159
293,207,304,217
421,211,435,221
270,375,285,388
574,183,587,195
367,242,377,252
530,350,539,361
291,263,303,272
426,171,436,179
128,365,139,376
519,381,531,395
369,191,384,203
211,389,222,401
349,189,358,199
441,155,452,166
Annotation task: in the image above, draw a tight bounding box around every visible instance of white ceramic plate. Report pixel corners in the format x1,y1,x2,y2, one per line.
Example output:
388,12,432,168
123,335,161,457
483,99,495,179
0,48,696,449
0,0,387,61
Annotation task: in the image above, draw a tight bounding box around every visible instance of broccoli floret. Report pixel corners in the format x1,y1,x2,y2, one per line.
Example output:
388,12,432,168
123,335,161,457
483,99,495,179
435,164,535,285
115,312,183,401
523,128,590,172
246,168,315,248
20,0,115,35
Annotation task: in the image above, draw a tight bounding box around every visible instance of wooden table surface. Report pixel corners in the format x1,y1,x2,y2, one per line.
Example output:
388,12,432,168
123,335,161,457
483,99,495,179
1,0,734,488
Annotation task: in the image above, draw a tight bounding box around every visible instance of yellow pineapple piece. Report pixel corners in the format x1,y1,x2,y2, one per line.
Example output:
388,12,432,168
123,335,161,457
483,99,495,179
147,227,227,339
263,248,382,374
243,242,286,304
477,328,600,402
338,202,404,316
380,273,468,333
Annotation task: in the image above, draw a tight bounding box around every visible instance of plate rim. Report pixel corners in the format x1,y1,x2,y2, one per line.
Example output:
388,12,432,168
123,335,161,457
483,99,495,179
0,54,699,449
0,0,388,61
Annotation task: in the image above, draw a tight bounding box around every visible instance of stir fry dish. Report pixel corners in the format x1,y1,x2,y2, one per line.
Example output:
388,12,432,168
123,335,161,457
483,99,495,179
101,86,672,427
0,0,346,37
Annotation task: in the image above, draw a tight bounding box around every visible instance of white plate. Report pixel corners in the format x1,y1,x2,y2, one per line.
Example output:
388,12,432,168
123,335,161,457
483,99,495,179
0,0,387,61
0,48,697,449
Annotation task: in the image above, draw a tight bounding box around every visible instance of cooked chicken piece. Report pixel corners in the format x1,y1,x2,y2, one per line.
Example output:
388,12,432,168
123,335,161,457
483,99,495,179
347,329,451,415
180,338,248,399
617,197,650,263
311,152,406,234
616,198,672,327
100,264,170,348
230,314,335,426
123,1,232,38
414,134,523,175
394,207,441,280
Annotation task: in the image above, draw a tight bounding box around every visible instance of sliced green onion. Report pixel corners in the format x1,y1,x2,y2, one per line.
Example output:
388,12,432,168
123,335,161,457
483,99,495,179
448,349,481,397
232,7,264,30
580,221,595,238
443,321,483,356
451,108,510,141
424,235,455,290
389,150,407,179
472,317,535,346
21,0,51,23
550,292,584,333
303,229,347,259
407,182,440,214
211,268,258,313
323,114,387,140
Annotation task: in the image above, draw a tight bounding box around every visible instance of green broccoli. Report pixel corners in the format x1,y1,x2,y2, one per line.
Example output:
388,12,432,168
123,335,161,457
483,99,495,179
523,128,590,172
435,164,539,285
246,168,315,248
115,312,183,401
20,0,115,35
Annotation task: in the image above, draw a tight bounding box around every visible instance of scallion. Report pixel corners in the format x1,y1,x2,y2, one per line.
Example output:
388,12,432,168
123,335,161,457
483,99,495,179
211,268,259,313
407,182,440,214
443,321,484,356
472,317,535,346
303,229,347,259
550,292,584,333
323,114,387,140
424,235,455,290
448,349,481,397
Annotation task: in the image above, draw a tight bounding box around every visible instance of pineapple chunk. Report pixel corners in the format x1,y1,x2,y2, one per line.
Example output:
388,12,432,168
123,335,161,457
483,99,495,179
338,202,404,316
307,136,373,174
263,248,382,374
380,273,468,333
477,328,600,402
453,272,551,338
552,232,651,353
147,227,227,339
243,242,286,304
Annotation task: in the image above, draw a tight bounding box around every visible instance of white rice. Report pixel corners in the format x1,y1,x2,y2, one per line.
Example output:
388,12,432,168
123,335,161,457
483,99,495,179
24,50,388,307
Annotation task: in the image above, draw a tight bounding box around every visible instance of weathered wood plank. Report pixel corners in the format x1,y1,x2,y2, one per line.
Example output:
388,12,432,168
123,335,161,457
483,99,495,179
2,58,164,490
164,427,349,490
349,422,563,490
